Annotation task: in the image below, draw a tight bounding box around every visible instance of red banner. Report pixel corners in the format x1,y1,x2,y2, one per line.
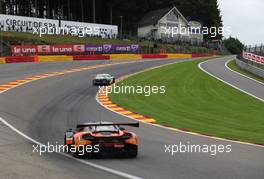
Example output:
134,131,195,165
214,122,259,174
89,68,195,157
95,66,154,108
11,45,38,55
73,55,110,61
11,45,86,55
141,54,168,59
243,51,264,64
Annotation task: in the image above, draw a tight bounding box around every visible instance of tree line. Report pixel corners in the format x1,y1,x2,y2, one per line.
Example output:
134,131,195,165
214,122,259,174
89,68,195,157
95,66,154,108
0,0,222,39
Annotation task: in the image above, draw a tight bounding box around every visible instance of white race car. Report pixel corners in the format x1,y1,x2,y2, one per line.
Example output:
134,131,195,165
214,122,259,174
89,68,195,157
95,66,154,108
93,74,115,86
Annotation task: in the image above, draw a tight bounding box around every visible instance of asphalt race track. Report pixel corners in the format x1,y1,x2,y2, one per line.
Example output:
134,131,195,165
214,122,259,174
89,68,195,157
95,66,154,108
199,57,264,101
0,57,264,179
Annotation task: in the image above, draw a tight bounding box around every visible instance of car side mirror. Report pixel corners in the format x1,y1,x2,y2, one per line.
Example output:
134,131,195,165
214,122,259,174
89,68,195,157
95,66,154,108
66,128,73,132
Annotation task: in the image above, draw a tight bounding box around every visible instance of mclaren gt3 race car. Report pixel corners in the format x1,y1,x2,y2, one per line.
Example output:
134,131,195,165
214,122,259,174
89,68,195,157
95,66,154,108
64,122,139,158
93,74,115,86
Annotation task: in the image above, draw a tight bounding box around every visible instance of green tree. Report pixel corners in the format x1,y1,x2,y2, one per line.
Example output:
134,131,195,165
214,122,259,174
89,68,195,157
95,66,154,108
223,37,244,54
2,0,223,40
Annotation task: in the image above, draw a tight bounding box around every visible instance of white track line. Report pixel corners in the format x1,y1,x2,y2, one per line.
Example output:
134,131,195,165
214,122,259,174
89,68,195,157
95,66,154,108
225,59,264,86
0,58,187,179
1,60,177,179
1,57,263,179
198,58,264,103
0,117,142,179
96,57,264,148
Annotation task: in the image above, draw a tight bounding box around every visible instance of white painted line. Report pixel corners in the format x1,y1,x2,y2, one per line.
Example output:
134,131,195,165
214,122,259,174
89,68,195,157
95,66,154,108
96,57,264,148
0,58,194,178
1,60,178,179
0,117,143,179
225,59,264,86
198,58,264,103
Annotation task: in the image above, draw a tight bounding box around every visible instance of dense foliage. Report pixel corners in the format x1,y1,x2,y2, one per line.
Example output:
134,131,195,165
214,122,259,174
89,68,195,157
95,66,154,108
1,0,222,39
223,37,244,54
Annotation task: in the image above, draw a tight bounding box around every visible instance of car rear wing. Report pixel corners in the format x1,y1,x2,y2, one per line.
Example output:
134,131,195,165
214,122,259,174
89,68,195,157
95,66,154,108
77,122,139,129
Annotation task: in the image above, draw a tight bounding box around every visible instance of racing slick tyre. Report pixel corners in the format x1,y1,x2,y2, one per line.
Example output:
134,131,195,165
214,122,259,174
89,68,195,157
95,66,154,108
64,135,72,153
72,147,84,158
70,138,82,158
126,145,138,158
72,145,93,159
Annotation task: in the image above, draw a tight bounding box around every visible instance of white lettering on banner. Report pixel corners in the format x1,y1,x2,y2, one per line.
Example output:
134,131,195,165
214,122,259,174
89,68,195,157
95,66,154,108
0,14,118,38
52,47,72,53
12,46,37,54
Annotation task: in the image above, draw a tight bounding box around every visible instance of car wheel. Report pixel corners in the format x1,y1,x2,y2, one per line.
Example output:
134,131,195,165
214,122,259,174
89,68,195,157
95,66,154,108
126,146,138,158
73,152,82,158
64,135,66,145
73,146,84,159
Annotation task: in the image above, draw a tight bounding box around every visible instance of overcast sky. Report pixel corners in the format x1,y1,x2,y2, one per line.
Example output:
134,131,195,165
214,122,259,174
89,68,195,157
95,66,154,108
218,0,264,45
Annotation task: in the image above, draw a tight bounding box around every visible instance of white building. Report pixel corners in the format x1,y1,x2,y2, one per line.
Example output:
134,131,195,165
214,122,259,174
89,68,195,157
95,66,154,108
138,7,203,44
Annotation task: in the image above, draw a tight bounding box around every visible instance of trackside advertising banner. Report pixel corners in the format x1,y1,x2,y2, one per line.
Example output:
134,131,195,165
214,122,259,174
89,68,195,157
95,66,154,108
85,44,141,54
11,44,141,55
0,14,118,38
243,51,264,64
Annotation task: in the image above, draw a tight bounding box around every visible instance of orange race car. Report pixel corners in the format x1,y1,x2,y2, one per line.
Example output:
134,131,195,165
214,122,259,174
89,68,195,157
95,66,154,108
64,122,139,158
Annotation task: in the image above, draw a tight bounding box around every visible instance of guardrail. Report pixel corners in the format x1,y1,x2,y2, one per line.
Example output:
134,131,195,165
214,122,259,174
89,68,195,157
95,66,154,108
235,58,264,78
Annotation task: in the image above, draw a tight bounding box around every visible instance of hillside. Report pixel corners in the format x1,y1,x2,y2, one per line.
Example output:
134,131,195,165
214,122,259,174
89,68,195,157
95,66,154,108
0,31,211,56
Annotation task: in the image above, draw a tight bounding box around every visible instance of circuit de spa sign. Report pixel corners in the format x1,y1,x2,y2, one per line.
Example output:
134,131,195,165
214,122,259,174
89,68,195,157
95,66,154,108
0,14,118,38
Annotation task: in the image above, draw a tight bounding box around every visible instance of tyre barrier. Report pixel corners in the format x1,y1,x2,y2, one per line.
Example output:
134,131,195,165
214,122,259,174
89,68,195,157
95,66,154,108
108,54,142,60
5,56,38,63
73,55,110,61
38,55,73,62
192,54,209,58
141,54,168,59
167,53,192,58
0,53,212,64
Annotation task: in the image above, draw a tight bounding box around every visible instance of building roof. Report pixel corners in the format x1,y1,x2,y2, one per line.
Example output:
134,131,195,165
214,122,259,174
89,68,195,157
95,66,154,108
138,6,188,27
138,7,172,27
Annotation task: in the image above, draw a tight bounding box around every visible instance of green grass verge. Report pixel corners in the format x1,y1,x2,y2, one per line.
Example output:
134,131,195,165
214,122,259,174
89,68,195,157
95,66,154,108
109,59,264,144
227,60,264,83
0,31,135,45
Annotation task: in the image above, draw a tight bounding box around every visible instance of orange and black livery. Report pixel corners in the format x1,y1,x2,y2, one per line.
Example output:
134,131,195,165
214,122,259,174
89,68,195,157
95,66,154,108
64,122,139,158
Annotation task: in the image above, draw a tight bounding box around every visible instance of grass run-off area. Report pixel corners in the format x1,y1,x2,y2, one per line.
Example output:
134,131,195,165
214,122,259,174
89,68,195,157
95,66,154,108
109,58,264,144
227,60,264,83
